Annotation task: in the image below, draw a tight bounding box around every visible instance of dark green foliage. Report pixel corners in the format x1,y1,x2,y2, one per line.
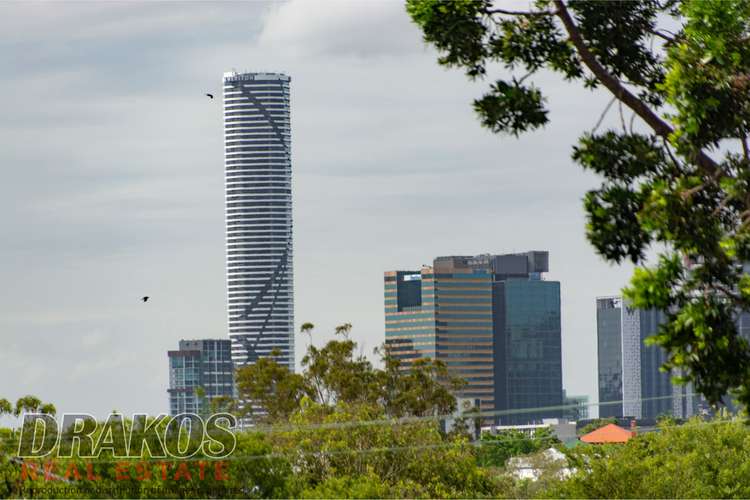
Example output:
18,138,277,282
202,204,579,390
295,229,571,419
474,80,548,136
477,428,560,467
569,0,665,104
405,0,491,78
407,0,750,409
573,132,666,181
494,13,581,78
583,184,651,263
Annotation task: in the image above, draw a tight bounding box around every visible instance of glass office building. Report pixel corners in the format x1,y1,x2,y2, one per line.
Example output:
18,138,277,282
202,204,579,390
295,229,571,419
167,339,234,415
596,297,696,419
385,251,563,424
502,278,562,421
596,297,624,418
223,71,294,370
383,270,437,362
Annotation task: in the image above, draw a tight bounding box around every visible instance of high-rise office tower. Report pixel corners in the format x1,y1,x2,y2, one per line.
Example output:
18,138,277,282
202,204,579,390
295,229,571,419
223,71,294,370
384,252,563,424
596,296,696,419
167,339,234,415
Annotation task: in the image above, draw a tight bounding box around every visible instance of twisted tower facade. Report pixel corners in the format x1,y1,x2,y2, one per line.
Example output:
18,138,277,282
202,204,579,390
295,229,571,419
223,71,294,370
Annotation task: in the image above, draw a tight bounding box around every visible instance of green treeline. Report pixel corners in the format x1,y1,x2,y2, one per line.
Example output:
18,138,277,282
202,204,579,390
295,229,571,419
2,326,750,498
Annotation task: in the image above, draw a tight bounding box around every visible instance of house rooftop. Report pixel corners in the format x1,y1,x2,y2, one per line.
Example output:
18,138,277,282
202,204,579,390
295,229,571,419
580,423,634,444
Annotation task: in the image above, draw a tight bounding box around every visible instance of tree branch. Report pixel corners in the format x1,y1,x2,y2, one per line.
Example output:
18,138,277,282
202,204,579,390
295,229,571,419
591,96,616,133
486,8,557,17
516,71,534,85
649,28,677,44
552,0,720,176
662,138,682,172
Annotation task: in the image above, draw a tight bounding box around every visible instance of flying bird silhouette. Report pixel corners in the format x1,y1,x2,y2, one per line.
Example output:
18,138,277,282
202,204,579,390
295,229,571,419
205,93,214,99
141,296,149,303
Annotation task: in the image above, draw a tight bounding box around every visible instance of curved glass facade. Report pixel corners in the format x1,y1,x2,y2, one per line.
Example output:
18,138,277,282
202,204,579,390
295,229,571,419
223,71,294,370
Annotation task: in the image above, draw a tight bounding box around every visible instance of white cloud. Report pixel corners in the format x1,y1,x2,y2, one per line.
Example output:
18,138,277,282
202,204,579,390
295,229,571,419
258,0,422,57
0,2,268,43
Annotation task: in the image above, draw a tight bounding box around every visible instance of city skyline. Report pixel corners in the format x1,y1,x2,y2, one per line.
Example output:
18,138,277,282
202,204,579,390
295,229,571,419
0,1,746,497
0,1,636,420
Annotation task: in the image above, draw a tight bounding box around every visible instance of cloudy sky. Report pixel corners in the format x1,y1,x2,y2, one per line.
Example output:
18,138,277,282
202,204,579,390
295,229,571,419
0,0,636,421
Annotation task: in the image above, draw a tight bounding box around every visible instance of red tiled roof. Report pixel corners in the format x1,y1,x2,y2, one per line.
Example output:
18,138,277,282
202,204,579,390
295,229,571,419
580,423,635,444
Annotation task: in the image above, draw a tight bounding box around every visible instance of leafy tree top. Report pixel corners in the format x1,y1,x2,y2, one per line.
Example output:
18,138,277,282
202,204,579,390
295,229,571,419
235,323,465,424
407,0,750,408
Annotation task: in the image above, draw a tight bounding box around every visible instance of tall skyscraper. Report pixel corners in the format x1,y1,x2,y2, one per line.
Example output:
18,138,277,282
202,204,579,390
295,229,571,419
223,71,294,370
167,339,234,415
384,251,563,424
596,296,696,419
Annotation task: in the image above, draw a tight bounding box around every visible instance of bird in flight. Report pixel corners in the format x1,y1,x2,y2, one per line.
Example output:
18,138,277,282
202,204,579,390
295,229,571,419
205,93,214,99
142,296,149,303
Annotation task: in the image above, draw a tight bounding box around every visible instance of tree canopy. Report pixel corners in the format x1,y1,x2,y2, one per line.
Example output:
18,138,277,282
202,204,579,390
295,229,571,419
0,353,497,499
477,427,560,468
548,419,750,498
407,0,750,408
235,323,465,423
